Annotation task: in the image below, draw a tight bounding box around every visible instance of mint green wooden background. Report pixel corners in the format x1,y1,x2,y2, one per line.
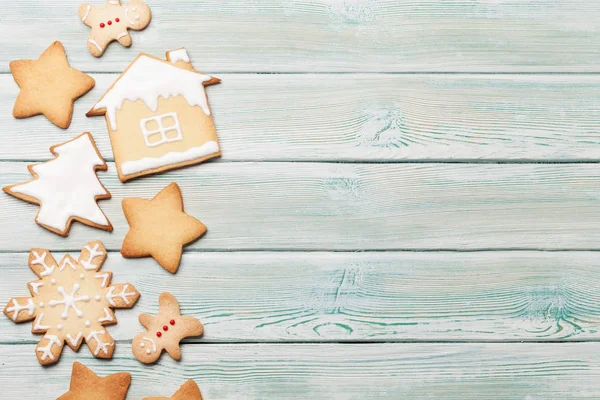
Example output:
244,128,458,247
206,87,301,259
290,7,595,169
1,0,600,398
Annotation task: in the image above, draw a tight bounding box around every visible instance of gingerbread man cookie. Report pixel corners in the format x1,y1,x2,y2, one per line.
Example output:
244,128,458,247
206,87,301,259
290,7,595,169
143,380,203,400
132,292,203,364
79,0,151,57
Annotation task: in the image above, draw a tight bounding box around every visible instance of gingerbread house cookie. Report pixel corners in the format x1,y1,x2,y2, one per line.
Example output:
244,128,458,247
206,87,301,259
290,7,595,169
87,48,221,182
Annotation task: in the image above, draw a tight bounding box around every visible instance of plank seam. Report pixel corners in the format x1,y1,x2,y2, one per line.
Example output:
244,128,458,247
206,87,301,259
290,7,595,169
4,340,600,345
4,72,600,76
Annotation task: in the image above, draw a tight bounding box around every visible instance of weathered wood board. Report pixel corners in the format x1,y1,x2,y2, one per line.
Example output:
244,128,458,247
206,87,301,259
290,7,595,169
3,251,600,344
2,74,600,162
2,162,600,251
2,0,600,72
1,343,600,399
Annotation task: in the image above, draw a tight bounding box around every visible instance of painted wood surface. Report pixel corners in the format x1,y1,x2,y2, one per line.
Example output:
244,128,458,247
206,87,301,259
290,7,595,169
2,343,600,399
3,0,600,397
2,74,600,162
2,161,600,251
3,251,600,344
2,0,600,73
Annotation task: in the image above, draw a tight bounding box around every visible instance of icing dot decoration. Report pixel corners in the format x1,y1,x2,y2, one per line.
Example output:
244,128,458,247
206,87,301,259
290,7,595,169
108,20,112,25
115,18,120,22
85,320,91,327
170,319,175,325
100,22,105,28
163,325,168,331
156,331,162,337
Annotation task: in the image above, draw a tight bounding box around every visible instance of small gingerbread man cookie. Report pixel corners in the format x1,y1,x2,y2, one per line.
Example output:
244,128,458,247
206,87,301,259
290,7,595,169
133,292,203,364
78,0,151,57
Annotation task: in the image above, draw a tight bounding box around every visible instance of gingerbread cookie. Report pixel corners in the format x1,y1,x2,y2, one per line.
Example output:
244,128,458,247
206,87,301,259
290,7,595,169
10,41,95,129
133,292,203,364
121,183,207,273
144,380,203,400
87,48,221,182
58,362,131,400
3,133,113,236
79,0,151,57
3,241,140,365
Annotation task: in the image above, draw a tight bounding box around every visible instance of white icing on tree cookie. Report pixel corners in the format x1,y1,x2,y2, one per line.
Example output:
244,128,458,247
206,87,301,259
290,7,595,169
3,133,113,236
2,241,140,365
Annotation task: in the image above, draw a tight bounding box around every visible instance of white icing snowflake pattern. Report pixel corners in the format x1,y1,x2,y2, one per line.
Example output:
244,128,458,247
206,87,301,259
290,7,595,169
2,241,140,366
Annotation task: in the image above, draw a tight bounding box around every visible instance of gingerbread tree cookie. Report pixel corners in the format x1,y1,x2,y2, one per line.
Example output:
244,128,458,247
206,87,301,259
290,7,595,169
3,133,113,236
3,241,140,365
79,0,151,57
58,362,131,400
143,380,203,400
133,292,203,364
10,41,95,128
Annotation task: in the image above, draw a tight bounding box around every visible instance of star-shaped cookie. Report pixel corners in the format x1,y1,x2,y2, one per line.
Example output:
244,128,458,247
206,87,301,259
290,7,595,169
57,362,131,400
132,292,204,364
121,183,207,273
143,380,203,400
10,41,95,129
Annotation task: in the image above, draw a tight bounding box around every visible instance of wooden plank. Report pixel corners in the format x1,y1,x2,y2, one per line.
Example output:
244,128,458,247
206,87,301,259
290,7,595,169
2,162,600,251
3,74,600,162
3,251,600,343
1,342,600,399
2,1,600,72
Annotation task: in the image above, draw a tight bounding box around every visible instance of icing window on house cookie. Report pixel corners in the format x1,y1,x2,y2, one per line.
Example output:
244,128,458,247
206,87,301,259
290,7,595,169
140,112,183,147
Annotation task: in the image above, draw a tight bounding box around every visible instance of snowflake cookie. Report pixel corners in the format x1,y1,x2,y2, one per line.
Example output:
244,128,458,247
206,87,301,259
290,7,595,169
3,241,140,365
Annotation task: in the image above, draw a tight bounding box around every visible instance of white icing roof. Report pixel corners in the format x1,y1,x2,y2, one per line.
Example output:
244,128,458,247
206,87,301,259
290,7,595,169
93,54,212,130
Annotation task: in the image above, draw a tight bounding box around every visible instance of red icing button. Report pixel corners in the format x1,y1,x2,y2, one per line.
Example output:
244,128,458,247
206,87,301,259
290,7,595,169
100,23,105,28
170,319,175,325
156,331,162,337
107,20,112,25
115,18,120,22
163,325,169,331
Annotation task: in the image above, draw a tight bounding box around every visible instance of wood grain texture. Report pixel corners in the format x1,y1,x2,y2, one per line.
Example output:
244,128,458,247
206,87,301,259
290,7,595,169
3,251,600,343
2,0,600,72
2,161,600,251
2,342,600,399
3,74,600,162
